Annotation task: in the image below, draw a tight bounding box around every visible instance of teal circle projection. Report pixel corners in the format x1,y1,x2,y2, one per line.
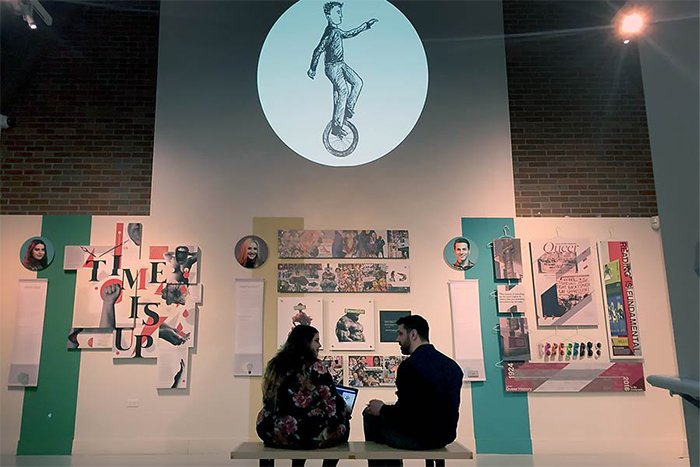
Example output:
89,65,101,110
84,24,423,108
258,0,428,167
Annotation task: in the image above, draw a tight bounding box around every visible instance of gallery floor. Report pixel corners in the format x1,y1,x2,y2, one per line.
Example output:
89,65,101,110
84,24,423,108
0,453,690,467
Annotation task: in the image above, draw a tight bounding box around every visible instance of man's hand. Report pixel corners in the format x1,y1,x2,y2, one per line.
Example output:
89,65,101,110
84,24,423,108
159,323,189,346
307,68,316,79
366,399,384,416
102,283,122,305
366,18,378,29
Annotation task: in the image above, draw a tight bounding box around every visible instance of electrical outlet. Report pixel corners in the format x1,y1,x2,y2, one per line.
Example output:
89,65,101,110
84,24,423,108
126,398,139,408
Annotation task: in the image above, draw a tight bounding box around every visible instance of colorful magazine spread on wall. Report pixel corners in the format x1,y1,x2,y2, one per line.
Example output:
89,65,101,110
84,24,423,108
530,238,598,327
598,241,643,359
348,355,406,387
278,262,409,293
278,229,409,259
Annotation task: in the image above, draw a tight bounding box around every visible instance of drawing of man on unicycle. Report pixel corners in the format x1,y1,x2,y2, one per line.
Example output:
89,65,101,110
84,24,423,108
307,2,378,157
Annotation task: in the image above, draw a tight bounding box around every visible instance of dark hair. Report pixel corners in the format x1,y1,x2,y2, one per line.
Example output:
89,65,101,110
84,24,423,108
324,1,342,15
453,237,470,250
22,239,48,271
396,315,429,342
262,325,319,397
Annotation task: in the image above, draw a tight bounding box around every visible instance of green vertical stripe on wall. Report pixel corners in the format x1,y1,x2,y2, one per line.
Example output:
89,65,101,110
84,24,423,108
462,217,532,454
17,216,91,455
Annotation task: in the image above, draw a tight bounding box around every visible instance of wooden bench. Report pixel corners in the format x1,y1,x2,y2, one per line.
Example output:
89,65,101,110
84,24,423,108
231,441,473,465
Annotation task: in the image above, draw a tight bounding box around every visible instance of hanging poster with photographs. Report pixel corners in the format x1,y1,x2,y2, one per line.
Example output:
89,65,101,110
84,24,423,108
379,310,411,342
530,239,598,327
492,238,524,280
499,317,531,361
598,241,642,359
327,298,375,351
277,298,324,349
278,263,410,293
278,229,406,259
496,283,527,314
348,355,406,387
319,355,344,385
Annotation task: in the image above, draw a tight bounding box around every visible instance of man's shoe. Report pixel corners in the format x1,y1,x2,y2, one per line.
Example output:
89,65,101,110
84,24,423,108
331,125,347,138
344,108,354,120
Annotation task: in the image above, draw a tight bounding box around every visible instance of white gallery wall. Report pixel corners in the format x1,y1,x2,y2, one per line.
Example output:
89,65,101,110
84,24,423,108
0,0,688,461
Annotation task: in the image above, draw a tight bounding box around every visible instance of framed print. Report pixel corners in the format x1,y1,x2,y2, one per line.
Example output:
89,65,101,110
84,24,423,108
598,241,643,359
326,298,375,351
530,239,598,327
379,310,410,342
277,298,324,349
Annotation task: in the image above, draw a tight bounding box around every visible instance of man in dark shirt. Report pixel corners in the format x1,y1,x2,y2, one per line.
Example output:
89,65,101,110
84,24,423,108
363,315,463,466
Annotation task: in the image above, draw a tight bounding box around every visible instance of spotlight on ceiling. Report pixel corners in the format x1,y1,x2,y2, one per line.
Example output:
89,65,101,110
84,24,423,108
615,7,648,44
11,0,53,30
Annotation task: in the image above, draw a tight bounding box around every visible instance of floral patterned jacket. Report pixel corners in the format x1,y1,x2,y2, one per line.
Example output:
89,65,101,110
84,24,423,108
256,360,350,449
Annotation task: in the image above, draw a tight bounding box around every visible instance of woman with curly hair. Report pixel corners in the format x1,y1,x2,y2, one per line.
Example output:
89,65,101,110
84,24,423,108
22,239,48,271
257,325,349,466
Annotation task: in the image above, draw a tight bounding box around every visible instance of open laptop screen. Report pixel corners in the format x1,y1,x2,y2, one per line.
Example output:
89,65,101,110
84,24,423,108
335,385,359,413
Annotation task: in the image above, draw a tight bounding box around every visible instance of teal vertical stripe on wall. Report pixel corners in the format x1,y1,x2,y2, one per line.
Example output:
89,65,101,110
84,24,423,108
17,216,91,455
462,217,532,454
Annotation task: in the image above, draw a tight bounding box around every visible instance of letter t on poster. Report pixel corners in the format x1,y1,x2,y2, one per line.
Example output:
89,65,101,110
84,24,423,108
233,279,264,376
449,280,486,381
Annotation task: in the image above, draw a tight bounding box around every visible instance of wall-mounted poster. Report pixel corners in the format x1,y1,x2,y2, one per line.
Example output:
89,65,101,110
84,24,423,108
348,355,405,387
326,298,375,351
64,223,204,389
278,263,410,293
598,241,642,359
278,229,408,259
379,310,410,342
19,237,55,272
8,279,48,387
499,317,531,362
448,280,486,381
444,237,479,271
277,298,324,349
496,283,527,314
492,238,524,280
235,235,268,269
530,239,598,327
504,361,645,393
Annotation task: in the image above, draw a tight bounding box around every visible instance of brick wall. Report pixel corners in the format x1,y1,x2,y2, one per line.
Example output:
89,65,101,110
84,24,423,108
503,0,657,217
0,1,159,215
1,1,658,217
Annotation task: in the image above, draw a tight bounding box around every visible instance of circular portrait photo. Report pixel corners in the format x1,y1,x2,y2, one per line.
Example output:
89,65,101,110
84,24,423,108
444,236,479,272
19,236,55,272
235,236,269,269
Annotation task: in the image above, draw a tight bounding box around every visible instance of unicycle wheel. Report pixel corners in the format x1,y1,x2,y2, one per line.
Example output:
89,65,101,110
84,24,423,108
323,121,359,157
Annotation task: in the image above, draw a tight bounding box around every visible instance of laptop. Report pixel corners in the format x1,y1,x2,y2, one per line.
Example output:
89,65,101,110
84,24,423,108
335,385,359,413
